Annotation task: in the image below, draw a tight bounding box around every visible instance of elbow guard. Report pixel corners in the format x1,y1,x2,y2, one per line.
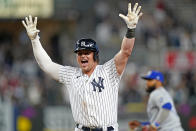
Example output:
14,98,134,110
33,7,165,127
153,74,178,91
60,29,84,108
162,102,172,110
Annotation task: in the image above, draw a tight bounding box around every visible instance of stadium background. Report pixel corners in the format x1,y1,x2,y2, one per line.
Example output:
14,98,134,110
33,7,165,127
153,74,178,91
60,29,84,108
0,0,196,130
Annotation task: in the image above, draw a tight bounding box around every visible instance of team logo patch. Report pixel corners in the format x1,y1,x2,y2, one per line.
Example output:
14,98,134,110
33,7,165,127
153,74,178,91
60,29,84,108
91,77,104,92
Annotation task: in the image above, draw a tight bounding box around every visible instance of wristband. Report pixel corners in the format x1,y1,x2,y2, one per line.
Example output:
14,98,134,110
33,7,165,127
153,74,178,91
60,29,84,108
141,122,150,126
126,28,135,38
151,122,160,128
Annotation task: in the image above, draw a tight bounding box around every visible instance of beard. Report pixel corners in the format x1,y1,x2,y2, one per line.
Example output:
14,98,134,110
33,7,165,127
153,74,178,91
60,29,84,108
146,85,156,94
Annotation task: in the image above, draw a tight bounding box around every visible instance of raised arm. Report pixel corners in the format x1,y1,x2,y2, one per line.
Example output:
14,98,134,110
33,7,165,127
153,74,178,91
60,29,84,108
22,16,61,81
115,3,143,75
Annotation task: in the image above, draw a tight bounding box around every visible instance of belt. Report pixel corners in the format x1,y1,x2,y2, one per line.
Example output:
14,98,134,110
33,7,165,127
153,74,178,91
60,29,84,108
76,124,114,131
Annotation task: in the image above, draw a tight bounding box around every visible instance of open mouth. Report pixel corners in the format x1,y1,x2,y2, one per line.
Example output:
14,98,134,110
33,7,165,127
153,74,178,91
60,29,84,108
81,60,88,66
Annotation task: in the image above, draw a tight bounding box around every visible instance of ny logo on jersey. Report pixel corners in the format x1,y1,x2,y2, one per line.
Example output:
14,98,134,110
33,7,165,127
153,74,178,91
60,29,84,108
91,77,104,92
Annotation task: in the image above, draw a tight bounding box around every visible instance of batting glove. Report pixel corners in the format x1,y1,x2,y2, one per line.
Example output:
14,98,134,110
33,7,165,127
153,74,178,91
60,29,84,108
22,15,40,40
119,3,143,29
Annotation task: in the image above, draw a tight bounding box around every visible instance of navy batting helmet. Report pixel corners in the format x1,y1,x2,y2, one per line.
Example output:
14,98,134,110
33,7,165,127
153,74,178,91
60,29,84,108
74,38,99,53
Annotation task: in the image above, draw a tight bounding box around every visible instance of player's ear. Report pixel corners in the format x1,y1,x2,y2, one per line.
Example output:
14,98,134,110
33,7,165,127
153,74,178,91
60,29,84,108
156,80,162,87
76,54,79,62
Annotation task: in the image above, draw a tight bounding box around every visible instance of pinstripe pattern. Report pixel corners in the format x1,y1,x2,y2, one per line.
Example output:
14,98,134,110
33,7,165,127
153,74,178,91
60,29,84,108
59,58,121,130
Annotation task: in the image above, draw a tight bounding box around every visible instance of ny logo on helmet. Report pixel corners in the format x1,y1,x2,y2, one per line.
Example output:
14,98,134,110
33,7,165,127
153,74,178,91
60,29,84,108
91,77,104,92
81,41,93,47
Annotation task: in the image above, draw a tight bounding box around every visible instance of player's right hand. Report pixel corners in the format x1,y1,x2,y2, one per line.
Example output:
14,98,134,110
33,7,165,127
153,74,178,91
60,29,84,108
22,15,40,40
129,120,141,130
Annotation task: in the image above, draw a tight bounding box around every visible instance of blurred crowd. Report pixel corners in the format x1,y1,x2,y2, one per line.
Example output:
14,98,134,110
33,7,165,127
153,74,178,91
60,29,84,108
0,0,196,117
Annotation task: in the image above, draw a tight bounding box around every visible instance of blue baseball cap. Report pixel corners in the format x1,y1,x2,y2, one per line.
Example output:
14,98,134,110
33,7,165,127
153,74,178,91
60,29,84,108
141,70,164,83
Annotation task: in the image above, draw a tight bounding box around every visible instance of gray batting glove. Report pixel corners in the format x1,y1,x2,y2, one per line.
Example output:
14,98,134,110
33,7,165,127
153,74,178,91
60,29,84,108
22,15,40,40
119,3,143,29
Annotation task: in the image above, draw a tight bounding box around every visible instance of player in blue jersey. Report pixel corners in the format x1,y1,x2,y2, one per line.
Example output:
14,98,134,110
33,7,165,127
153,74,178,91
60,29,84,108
129,70,184,131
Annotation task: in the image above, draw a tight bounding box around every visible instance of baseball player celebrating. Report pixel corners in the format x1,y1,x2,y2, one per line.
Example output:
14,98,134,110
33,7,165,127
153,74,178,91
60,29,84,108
129,71,184,131
22,2,142,131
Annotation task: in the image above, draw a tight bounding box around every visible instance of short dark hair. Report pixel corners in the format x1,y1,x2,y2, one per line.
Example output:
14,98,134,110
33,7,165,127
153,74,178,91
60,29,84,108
93,52,99,63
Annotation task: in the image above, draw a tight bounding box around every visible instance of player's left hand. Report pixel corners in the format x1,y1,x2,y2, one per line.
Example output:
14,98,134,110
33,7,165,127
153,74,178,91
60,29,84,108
119,3,143,29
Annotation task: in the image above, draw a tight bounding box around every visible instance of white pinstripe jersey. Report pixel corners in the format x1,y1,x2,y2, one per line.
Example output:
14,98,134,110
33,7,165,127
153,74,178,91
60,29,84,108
59,58,121,129
147,87,184,131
